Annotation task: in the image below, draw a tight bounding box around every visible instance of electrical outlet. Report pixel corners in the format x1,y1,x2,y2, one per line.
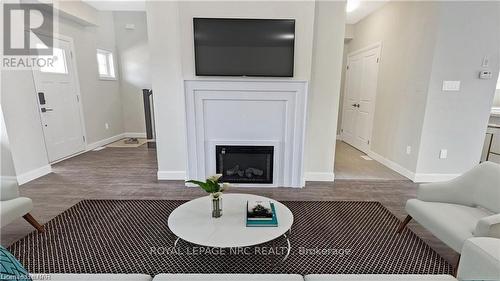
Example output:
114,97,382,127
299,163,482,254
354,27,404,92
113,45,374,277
105,123,109,130
406,146,411,155
442,81,461,92
439,149,448,159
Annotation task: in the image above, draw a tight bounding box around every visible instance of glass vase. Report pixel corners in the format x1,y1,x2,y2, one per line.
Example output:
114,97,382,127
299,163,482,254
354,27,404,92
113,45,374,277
211,193,222,218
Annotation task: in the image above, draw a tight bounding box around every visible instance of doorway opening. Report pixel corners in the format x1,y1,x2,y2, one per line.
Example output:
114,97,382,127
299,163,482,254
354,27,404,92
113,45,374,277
481,71,500,164
335,43,405,180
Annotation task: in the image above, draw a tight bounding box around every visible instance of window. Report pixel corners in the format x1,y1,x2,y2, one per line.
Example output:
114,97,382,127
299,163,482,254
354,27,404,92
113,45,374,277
96,49,116,80
38,46,68,74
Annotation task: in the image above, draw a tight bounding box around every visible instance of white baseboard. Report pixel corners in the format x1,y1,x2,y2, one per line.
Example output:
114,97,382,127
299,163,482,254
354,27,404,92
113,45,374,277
413,173,460,183
16,132,148,185
86,132,147,151
304,172,335,182
124,132,147,138
336,134,342,140
158,171,186,180
367,150,415,180
366,150,462,183
17,165,52,185
86,133,126,151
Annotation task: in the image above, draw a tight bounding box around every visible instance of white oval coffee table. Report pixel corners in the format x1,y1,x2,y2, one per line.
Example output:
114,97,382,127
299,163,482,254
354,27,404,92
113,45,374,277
168,193,293,258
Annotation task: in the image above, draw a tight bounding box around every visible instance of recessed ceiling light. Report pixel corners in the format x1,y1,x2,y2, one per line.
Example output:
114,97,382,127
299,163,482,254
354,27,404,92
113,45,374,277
346,0,361,13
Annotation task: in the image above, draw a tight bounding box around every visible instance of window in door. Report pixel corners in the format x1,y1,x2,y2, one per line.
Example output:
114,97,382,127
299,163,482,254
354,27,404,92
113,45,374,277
39,46,68,74
96,49,116,80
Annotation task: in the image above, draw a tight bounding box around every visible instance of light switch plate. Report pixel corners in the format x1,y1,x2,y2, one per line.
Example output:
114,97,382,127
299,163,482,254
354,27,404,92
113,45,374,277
439,149,448,159
406,146,411,155
482,55,490,67
442,81,461,92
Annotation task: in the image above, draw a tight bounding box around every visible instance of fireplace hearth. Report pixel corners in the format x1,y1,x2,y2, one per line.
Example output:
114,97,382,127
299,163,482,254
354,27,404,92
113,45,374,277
216,145,273,184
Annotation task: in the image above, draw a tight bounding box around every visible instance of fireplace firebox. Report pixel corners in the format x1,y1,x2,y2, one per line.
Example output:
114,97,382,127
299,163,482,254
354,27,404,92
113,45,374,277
216,145,274,184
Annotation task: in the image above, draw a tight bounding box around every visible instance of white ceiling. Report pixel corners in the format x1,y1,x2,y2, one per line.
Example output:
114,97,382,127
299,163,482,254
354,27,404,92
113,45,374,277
82,0,146,11
346,0,389,25
83,0,386,24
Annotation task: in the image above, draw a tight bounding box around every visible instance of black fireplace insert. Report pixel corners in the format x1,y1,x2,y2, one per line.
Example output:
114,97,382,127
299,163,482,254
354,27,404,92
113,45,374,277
216,145,273,184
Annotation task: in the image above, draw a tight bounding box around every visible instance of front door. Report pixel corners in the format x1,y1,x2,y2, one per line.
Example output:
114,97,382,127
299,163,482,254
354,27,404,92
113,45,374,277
341,45,381,153
33,36,85,162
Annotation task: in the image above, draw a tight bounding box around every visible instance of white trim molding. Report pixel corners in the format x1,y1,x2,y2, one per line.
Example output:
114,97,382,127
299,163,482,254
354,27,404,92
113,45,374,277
17,165,52,185
184,79,308,188
367,149,462,183
158,171,186,180
124,132,147,138
304,172,335,182
367,150,415,180
86,133,126,151
85,132,147,151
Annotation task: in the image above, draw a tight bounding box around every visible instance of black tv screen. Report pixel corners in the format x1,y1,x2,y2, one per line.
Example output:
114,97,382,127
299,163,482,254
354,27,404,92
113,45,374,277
193,18,295,77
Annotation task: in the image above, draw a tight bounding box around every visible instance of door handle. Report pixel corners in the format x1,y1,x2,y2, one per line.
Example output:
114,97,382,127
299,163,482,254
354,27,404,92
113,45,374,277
41,107,53,113
356,104,360,108
352,103,357,107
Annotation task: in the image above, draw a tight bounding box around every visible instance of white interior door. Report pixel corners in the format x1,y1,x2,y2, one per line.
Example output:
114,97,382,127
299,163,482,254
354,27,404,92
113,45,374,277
33,36,85,162
341,44,381,153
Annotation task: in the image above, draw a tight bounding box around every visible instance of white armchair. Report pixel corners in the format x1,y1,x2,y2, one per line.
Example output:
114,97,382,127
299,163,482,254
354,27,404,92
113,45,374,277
397,161,500,254
0,177,44,232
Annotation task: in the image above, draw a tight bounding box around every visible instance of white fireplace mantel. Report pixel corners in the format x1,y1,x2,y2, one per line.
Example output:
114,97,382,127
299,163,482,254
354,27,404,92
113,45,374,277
184,79,308,188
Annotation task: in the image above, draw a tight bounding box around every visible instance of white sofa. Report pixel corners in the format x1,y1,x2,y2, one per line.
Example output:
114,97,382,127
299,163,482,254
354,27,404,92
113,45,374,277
0,177,44,232
30,238,500,281
398,161,500,253
29,274,153,281
31,274,455,281
303,275,456,281
457,237,500,281
153,274,304,281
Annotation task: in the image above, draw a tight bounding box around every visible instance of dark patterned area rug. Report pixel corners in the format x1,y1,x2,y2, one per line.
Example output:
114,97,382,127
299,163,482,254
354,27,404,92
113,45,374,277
8,200,453,275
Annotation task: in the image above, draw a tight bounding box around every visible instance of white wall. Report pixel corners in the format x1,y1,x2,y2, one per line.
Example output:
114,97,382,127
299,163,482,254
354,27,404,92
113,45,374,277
147,1,345,181
146,1,186,179
416,1,500,176
337,41,349,135
1,69,52,180
113,11,150,135
1,107,20,178
59,12,124,144
148,1,313,179
178,1,315,80
305,1,346,180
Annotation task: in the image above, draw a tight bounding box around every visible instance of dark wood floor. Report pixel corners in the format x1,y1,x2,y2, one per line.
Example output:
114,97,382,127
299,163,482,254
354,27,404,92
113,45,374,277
1,145,457,264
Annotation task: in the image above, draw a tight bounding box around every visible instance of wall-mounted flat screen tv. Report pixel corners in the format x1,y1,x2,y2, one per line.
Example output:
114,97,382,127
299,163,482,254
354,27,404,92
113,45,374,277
193,18,295,77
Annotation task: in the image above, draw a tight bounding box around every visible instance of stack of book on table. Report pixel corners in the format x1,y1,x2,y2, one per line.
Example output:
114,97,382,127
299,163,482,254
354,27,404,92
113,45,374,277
246,200,278,227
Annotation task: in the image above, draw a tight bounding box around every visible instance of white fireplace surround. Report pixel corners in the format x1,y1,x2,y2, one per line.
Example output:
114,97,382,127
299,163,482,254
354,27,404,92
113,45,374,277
184,79,308,188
